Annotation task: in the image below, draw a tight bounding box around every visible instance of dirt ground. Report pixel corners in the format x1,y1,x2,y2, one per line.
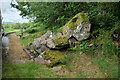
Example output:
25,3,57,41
3,34,29,64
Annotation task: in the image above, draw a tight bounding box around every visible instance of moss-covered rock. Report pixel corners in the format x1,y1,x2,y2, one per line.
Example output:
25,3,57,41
46,35,69,49
58,12,91,41
42,50,65,67
54,35,69,48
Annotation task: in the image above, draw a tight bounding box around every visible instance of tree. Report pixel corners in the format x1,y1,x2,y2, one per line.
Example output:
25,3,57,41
11,2,120,30
11,2,89,27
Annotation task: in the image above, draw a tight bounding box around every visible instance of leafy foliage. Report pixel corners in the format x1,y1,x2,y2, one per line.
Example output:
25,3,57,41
11,2,120,32
88,8,119,30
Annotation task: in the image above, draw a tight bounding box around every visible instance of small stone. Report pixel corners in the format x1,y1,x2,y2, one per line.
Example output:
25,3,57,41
57,33,62,36
89,43,93,47
104,73,107,75
86,62,92,66
47,60,51,64
80,52,83,55
31,56,34,59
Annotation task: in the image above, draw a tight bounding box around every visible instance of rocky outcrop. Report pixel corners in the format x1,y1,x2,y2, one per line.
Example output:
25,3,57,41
25,12,91,67
32,12,91,52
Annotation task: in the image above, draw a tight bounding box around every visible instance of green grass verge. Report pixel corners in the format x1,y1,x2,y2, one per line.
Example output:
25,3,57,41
2,62,65,78
92,55,118,78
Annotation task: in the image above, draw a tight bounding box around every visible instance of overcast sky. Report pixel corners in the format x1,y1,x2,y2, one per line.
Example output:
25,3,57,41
0,0,29,23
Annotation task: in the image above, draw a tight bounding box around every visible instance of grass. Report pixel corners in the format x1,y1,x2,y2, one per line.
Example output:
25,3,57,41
64,50,118,78
4,28,20,33
2,62,64,78
19,39,31,47
92,55,118,78
18,34,34,46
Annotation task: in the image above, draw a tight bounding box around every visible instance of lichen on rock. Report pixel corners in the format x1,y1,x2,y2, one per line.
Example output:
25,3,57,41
57,12,91,41
42,50,65,67
54,35,69,48
32,31,55,54
46,35,69,49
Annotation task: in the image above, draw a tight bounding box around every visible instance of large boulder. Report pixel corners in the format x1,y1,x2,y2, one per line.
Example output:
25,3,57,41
41,50,65,67
58,12,91,41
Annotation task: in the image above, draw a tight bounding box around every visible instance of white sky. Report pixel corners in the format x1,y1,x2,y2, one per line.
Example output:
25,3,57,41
0,0,29,23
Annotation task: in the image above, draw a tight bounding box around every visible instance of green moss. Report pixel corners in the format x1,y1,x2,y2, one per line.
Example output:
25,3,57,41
68,22,77,30
42,50,65,67
62,26,67,35
54,35,69,48
57,12,89,35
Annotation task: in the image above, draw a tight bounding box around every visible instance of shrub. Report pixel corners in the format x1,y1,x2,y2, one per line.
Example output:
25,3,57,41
88,8,119,31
